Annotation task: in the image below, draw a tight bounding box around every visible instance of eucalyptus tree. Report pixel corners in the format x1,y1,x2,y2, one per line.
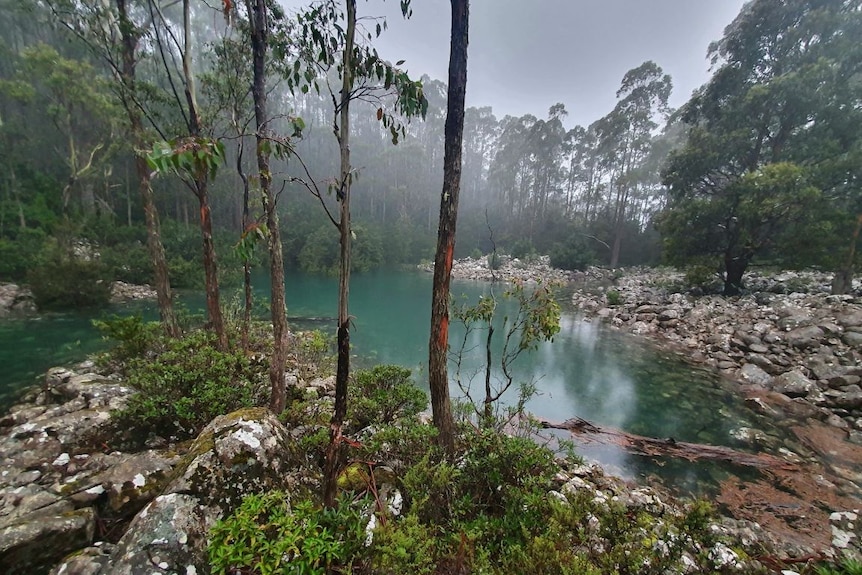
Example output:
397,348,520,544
660,0,859,295
143,0,231,348
288,0,428,505
429,0,469,456
45,0,194,336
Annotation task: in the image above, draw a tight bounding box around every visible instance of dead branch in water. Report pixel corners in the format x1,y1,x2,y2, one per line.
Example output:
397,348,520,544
541,417,798,472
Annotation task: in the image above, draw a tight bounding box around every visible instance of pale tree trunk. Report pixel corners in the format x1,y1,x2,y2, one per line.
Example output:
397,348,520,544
428,0,469,457
117,0,179,337
323,0,356,507
247,0,288,413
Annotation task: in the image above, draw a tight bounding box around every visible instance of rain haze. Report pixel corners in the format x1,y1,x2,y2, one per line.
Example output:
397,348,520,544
281,0,749,127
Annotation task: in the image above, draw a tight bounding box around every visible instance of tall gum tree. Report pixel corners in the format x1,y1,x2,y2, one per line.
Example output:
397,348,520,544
287,0,428,506
46,0,181,335
428,0,468,456
660,0,861,295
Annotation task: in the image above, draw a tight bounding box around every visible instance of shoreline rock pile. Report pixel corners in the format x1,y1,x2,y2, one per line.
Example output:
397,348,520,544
0,283,35,316
422,254,603,284
571,268,862,430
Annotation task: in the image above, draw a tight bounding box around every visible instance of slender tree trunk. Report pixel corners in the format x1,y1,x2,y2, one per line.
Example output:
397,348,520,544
723,253,749,296
428,0,469,457
117,0,179,337
184,0,226,350
247,0,288,412
323,0,356,507
832,213,862,295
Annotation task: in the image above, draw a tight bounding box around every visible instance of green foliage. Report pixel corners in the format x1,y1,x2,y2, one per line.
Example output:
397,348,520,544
114,330,261,439
816,558,862,575
209,491,366,575
509,238,536,261
147,138,226,181
605,289,622,306
549,235,596,271
348,365,427,432
0,228,47,281
27,243,112,310
93,314,161,361
487,251,502,270
298,223,383,275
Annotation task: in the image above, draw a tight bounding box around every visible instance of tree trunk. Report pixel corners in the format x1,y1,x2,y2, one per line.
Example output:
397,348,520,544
197,185,228,350
428,0,469,457
832,213,862,295
184,0,226,350
723,253,749,296
117,0,179,338
247,0,288,413
323,0,356,508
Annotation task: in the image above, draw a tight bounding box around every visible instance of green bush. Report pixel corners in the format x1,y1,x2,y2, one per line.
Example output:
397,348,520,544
0,228,48,282
549,236,597,271
509,238,536,261
209,491,366,575
487,252,502,270
101,242,154,285
606,289,623,306
93,314,162,362
27,246,112,310
114,330,261,439
348,365,427,432
299,223,384,275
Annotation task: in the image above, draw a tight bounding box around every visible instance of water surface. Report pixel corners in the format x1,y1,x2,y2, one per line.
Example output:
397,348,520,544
0,269,778,493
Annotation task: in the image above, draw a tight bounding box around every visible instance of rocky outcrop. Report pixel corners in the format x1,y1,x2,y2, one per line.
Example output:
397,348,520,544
573,268,862,427
421,254,599,284
0,283,35,316
109,282,156,303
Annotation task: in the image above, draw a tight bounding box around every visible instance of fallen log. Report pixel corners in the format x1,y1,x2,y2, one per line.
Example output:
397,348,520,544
540,417,798,472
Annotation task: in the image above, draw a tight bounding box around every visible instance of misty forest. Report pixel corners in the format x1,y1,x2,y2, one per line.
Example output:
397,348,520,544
1,0,862,574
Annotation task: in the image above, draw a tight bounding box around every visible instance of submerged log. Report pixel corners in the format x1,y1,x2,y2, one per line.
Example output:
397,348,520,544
541,417,798,471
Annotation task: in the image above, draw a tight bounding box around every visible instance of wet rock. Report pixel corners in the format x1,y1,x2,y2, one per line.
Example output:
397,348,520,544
0,507,94,574
0,283,35,316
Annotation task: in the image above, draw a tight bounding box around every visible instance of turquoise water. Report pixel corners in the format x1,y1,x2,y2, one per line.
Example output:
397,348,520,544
0,269,777,492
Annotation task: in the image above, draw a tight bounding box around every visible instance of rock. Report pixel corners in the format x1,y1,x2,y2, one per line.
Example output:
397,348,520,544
163,408,301,513
0,508,95,574
772,371,817,398
830,510,861,555
99,493,212,575
785,326,825,349
843,332,862,348
49,542,115,575
739,364,773,388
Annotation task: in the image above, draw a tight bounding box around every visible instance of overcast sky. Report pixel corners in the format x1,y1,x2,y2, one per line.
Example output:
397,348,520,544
281,1,748,128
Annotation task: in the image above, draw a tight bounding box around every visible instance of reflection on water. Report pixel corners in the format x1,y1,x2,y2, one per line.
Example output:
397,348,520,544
0,270,782,495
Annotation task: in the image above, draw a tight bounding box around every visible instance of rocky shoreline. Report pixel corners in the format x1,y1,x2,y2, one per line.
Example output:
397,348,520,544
570,267,862,430
0,281,157,317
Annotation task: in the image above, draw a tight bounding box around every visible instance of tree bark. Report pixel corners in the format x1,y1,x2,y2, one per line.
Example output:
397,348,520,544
723,252,750,296
184,0,226,351
323,0,356,508
832,213,862,295
247,0,288,413
117,0,179,338
428,0,469,457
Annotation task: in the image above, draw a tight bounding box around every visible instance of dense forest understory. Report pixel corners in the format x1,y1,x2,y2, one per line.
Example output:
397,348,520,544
1,0,862,573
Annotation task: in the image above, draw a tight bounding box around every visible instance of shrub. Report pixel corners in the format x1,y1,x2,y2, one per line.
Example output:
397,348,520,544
114,330,261,439
487,252,502,270
209,491,366,575
28,247,112,310
0,228,48,282
549,236,596,271
348,365,427,432
606,289,623,306
509,239,536,261
93,314,162,362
